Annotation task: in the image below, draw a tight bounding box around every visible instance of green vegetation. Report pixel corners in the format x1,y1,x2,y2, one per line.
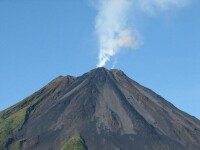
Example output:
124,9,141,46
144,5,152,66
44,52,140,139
0,95,43,149
0,77,66,149
0,106,28,149
9,140,21,150
60,136,87,150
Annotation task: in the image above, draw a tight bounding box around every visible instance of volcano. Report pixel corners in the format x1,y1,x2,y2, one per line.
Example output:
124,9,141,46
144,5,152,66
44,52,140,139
0,67,200,150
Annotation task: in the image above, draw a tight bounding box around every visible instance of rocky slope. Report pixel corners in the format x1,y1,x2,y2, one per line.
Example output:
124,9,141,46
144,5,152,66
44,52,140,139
0,67,200,150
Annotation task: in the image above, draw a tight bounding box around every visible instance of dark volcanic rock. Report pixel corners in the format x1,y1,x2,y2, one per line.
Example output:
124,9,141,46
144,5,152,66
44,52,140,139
1,68,200,150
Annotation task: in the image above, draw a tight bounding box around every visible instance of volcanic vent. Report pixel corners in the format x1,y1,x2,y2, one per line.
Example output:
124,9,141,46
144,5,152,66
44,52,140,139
1,68,200,150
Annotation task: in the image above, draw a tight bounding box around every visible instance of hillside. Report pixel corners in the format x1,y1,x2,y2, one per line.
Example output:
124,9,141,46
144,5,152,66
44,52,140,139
1,68,200,150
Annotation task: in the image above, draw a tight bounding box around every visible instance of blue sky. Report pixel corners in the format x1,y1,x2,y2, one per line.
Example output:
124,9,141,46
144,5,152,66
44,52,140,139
0,0,200,119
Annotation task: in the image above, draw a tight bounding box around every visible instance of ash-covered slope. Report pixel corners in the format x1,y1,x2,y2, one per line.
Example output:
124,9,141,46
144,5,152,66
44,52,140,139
1,68,200,150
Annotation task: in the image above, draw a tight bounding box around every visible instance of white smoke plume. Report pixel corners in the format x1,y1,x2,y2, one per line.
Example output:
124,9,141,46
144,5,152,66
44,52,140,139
95,0,191,67
95,0,142,67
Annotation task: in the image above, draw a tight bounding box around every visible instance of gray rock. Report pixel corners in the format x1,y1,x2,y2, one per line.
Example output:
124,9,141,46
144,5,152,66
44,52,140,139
3,67,200,150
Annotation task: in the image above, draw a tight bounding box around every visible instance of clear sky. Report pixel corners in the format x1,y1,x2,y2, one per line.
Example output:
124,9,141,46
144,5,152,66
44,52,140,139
0,0,200,119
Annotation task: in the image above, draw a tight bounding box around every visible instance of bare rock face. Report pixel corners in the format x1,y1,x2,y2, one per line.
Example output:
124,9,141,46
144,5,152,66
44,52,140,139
1,68,200,150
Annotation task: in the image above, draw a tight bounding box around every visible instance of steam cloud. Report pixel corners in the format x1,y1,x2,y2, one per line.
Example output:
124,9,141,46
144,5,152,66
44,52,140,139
95,0,191,67
95,0,141,67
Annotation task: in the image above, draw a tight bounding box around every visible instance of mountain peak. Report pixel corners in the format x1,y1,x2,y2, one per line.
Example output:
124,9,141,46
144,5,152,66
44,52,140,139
89,67,108,75
91,67,124,74
88,67,125,79
1,68,200,150
81,67,127,89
